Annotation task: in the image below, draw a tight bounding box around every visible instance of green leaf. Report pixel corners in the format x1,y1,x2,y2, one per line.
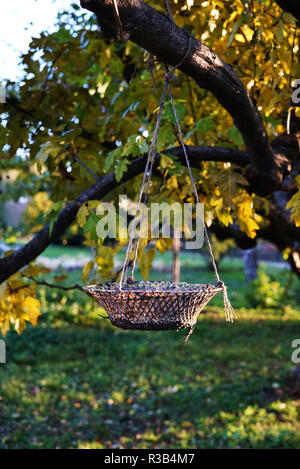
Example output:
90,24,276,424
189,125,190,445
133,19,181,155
227,127,244,148
262,115,281,126
46,200,64,217
115,159,128,182
46,201,64,237
0,281,7,300
186,116,216,140
83,213,99,235
49,218,55,238
162,101,188,125
227,17,245,48
105,148,121,171
56,27,71,44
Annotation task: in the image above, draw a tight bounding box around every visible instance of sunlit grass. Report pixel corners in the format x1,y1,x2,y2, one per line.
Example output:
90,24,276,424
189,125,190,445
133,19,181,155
0,249,300,449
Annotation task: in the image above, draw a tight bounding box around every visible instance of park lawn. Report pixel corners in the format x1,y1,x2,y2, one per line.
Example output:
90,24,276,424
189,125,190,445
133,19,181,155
0,254,300,449
41,245,92,260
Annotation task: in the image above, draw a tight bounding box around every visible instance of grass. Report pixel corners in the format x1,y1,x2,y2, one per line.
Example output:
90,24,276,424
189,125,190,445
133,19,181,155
0,250,300,449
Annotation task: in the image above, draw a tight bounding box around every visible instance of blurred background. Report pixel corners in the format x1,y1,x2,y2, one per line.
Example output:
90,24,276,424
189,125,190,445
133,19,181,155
1,0,300,450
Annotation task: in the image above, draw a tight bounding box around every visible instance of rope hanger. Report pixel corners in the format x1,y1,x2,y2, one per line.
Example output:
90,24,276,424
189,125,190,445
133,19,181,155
112,0,236,323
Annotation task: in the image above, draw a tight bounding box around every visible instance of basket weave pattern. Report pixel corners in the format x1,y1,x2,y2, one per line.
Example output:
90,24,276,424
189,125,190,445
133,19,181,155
84,281,222,330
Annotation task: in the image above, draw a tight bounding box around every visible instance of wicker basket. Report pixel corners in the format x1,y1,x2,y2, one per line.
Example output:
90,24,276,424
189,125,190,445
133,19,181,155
83,281,223,331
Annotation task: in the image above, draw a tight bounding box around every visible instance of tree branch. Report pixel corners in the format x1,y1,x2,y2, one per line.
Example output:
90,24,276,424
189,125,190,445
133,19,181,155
211,200,300,278
275,1,300,21
70,142,99,181
80,0,283,194
166,145,249,167
0,145,248,284
22,274,83,291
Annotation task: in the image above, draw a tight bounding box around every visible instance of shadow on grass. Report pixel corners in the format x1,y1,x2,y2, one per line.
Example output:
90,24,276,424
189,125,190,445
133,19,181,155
1,310,300,449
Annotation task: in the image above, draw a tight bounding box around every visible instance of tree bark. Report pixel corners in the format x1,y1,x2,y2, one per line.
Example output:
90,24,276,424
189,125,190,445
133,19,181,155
242,247,258,282
1,137,299,283
276,1,300,21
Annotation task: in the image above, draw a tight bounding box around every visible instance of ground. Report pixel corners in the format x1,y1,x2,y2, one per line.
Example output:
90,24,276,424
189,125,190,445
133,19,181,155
0,250,300,449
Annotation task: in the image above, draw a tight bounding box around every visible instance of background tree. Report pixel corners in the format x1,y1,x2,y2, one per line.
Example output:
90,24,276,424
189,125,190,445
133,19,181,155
0,0,299,335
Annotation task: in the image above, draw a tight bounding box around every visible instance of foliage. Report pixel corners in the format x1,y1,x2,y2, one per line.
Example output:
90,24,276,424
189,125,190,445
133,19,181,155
0,264,52,336
247,268,285,308
0,0,299,332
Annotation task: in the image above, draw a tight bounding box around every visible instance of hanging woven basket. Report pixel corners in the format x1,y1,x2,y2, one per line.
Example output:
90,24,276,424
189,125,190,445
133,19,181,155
83,40,236,339
83,281,223,331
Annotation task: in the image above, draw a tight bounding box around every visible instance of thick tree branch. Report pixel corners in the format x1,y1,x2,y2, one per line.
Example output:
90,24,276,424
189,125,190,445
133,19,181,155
80,0,283,194
166,145,249,167
212,200,300,278
0,145,247,284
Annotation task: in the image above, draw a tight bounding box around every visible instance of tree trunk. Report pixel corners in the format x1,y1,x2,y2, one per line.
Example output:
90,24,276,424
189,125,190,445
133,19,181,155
242,247,258,282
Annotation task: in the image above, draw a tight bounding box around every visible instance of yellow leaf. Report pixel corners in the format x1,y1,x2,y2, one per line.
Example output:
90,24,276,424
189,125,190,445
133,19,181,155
236,194,259,238
77,204,90,228
166,176,178,190
286,178,300,227
241,24,254,42
138,248,156,280
15,318,27,336
54,274,68,282
164,238,174,250
0,319,10,338
156,239,166,254
82,261,94,283
210,196,233,226
22,297,41,327
83,238,97,247
235,34,246,43
160,154,174,169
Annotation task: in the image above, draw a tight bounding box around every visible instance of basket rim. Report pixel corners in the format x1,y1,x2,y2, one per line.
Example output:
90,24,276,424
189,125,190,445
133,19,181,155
83,281,223,294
